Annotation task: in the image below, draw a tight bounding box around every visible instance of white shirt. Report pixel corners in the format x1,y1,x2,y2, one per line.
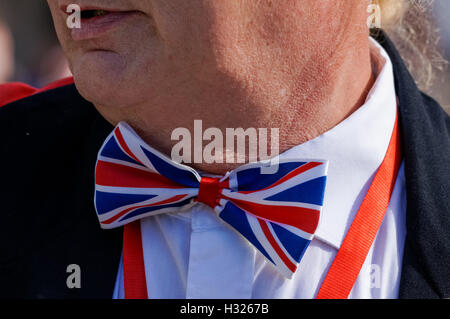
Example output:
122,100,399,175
113,38,406,299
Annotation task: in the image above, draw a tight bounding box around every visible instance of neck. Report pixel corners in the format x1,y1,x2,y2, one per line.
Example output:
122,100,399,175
98,38,375,175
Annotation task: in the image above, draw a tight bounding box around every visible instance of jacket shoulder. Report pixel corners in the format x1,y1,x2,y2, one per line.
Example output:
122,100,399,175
420,92,450,133
376,30,450,298
0,77,74,107
0,80,99,140
0,80,120,298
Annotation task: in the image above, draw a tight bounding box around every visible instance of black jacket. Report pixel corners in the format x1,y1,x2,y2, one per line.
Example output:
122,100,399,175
0,32,449,299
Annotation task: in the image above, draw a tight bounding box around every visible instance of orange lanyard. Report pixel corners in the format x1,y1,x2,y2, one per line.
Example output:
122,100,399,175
317,113,402,298
122,114,402,299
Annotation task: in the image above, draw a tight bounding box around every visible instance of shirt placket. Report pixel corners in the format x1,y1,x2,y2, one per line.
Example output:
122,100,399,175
185,204,256,298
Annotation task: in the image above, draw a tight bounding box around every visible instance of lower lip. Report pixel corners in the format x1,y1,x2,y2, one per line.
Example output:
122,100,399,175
71,11,140,41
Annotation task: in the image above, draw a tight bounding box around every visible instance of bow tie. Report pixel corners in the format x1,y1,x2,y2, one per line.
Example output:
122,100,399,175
94,122,328,278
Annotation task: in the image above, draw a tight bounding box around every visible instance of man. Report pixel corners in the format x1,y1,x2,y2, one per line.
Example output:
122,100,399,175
0,0,449,299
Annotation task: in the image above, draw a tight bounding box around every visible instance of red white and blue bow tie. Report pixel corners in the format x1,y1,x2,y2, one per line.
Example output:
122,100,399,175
94,122,328,278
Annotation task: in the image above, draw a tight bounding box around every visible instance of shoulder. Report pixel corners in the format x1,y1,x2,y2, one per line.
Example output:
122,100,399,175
0,77,111,217
0,77,98,132
0,77,112,169
0,77,75,107
420,92,450,135
0,78,102,142
0,78,115,290
0,76,108,199
374,30,450,298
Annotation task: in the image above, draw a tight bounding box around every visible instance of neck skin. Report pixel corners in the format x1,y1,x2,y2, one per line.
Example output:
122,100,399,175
102,41,375,175
93,6,375,175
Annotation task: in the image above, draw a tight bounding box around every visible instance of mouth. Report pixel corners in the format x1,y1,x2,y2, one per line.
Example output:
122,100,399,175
63,6,142,41
80,9,111,20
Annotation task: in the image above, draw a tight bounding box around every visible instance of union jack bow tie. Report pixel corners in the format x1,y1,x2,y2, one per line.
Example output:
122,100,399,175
95,122,328,278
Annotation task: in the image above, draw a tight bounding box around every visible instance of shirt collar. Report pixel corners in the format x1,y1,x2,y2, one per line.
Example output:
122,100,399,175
277,37,397,249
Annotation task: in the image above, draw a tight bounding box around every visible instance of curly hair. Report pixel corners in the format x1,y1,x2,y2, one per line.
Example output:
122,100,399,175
373,0,447,91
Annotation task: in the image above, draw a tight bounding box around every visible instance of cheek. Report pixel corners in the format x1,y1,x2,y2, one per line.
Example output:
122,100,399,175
47,1,65,35
47,3,75,62
149,0,222,56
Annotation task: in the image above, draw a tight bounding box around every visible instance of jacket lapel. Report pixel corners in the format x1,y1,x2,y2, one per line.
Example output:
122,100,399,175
374,31,450,299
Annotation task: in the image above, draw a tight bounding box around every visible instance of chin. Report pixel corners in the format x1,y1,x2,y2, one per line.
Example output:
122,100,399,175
72,50,137,108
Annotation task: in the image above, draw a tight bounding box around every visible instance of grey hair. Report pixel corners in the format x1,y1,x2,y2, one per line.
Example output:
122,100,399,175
372,0,448,92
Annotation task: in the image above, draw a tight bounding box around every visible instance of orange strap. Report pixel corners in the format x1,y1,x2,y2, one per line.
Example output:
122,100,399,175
123,221,148,299
316,114,402,299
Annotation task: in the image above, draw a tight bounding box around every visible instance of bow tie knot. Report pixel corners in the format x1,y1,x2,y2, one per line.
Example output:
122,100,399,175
197,177,224,209
95,122,328,278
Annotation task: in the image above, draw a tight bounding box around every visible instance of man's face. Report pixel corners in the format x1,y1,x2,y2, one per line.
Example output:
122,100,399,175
47,0,367,123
